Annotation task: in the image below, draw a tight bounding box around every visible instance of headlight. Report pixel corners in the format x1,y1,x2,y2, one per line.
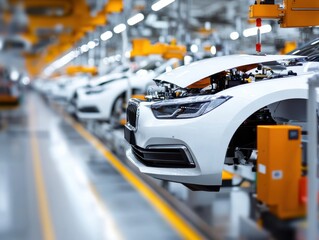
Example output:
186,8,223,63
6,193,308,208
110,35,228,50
151,95,232,119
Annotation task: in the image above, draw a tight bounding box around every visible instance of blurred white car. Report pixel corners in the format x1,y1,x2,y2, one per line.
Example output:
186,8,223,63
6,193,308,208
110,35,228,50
124,54,319,191
67,65,131,114
76,58,180,125
50,74,90,102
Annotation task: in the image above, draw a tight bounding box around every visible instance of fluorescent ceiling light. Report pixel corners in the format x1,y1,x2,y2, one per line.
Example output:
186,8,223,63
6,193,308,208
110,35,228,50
21,76,30,85
87,41,96,49
10,70,19,81
113,23,126,34
127,13,144,26
243,24,272,37
190,44,198,53
151,0,175,11
81,44,89,53
100,31,113,41
125,51,131,58
230,31,239,40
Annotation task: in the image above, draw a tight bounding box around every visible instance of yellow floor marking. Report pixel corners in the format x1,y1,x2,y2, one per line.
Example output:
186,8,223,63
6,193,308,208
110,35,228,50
29,102,55,240
67,116,203,240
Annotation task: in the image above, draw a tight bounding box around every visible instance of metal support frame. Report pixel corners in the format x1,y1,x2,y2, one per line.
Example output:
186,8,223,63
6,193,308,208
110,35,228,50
307,73,319,240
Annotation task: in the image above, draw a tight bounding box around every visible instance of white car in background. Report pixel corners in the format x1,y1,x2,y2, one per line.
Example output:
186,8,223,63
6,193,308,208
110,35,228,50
124,54,319,191
50,74,90,102
67,65,131,114
76,58,180,125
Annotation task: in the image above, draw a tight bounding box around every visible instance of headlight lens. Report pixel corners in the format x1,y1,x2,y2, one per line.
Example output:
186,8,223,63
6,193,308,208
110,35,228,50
151,95,232,119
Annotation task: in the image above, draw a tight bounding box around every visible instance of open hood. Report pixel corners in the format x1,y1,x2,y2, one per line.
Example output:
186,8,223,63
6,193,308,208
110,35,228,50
154,54,305,88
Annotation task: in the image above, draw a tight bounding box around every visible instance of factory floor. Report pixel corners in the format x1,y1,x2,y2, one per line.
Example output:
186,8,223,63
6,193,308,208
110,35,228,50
0,92,206,240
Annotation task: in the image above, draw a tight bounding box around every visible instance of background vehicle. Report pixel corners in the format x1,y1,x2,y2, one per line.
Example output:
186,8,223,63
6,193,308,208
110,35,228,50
76,58,180,126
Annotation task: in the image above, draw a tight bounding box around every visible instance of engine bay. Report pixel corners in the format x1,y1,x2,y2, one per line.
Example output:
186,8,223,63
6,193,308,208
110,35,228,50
146,59,302,101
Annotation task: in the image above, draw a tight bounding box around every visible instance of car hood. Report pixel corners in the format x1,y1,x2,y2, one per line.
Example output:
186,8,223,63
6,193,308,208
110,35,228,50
154,54,305,88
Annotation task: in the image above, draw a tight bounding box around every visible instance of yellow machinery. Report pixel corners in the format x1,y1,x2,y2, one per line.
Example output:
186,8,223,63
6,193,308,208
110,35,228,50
130,38,186,60
257,125,306,219
65,65,98,76
0,83,20,109
6,0,124,77
249,0,319,28
279,41,297,55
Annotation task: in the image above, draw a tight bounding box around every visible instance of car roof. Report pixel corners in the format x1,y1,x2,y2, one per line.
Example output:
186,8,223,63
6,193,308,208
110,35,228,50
154,54,305,88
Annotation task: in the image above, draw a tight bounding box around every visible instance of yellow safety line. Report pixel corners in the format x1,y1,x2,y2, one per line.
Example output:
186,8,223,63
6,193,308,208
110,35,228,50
29,104,55,240
67,116,203,240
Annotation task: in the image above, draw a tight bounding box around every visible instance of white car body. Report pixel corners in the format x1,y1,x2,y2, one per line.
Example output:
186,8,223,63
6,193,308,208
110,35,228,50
124,54,319,191
75,59,180,122
50,74,90,102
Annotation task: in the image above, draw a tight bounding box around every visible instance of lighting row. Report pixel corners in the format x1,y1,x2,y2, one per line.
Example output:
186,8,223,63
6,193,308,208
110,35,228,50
229,25,272,40
79,12,144,53
80,0,176,53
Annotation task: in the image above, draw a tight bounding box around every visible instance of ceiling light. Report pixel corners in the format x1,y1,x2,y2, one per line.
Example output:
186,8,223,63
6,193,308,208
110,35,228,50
127,13,144,26
151,0,175,11
81,44,89,53
113,23,126,34
87,41,96,49
100,31,113,41
230,31,239,40
10,70,19,81
190,44,198,53
21,76,30,85
184,55,193,65
243,25,272,37
125,51,131,58
210,46,217,55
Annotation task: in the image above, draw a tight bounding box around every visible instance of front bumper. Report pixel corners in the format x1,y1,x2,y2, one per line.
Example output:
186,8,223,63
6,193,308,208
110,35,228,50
125,100,229,188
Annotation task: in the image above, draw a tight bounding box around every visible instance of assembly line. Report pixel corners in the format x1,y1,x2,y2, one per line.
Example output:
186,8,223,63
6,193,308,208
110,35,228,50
1,0,319,239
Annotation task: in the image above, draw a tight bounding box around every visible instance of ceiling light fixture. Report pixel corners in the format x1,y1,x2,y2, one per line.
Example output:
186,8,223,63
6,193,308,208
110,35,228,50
100,31,113,41
230,31,239,40
151,0,175,11
87,41,96,49
113,23,126,34
190,44,198,53
127,13,144,26
80,44,89,53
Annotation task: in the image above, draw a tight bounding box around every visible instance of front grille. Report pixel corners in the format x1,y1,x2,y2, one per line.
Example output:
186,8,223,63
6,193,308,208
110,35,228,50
126,99,140,128
131,145,195,168
78,106,99,113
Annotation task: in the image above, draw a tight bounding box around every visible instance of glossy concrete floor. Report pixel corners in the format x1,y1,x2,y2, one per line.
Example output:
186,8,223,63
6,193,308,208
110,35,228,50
0,92,203,240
